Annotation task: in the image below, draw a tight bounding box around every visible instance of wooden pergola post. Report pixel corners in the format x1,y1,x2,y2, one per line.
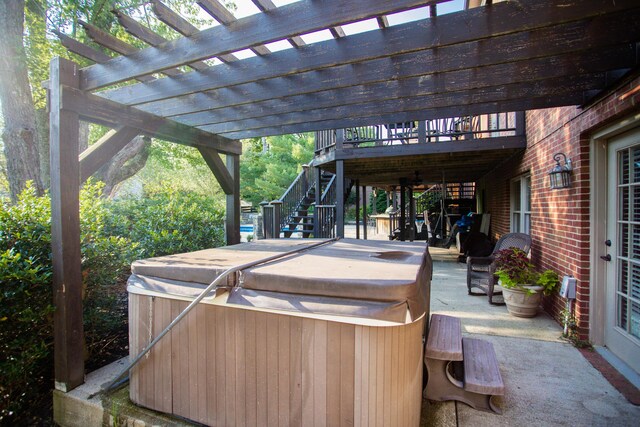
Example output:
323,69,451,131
49,57,84,391
226,154,240,245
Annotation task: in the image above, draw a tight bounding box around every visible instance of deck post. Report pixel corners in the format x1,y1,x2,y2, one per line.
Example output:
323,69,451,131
515,111,526,136
392,186,397,211
226,154,240,245
355,180,360,239
409,188,416,242
418,120,426,144
336,160,345,238
399,180,407,241
259,201,270,239
362,185,368,240
314,167,321,237
271,201,282,238
49,57,84,392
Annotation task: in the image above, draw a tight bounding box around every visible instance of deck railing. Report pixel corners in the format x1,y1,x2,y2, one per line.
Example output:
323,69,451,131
315,129,336,152
315,205,336,238
315,112,521,152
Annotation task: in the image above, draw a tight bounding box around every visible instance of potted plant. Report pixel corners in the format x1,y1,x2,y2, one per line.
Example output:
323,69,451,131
494,248,559,317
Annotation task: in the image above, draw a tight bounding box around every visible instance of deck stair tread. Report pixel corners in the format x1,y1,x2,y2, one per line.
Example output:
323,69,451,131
462,337,505,396
425,314,463,361
286,223,314,228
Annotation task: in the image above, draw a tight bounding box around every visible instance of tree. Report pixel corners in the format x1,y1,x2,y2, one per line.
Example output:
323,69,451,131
240,134,315,205
0,0,186,200
0,0,44,200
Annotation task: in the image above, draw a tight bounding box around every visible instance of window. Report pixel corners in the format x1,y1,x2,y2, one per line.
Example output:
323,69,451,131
511,175,531,234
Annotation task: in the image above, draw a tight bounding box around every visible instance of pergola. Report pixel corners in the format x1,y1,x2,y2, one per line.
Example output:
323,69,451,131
50,0,640,392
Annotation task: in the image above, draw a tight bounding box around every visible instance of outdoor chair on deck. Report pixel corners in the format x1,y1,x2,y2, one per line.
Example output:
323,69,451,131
466,232,532,305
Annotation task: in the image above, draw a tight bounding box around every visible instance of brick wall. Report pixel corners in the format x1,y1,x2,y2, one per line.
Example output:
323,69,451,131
480,75,640,339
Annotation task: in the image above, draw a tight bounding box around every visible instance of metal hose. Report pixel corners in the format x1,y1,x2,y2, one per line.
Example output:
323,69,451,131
103,237,339,393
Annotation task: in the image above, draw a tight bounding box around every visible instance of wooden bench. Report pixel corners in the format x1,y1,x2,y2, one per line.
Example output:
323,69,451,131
423,314,504,414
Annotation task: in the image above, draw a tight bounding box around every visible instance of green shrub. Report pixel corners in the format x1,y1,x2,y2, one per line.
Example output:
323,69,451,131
0,182,135,424
104,189,225,258
0,183,226,424
0,248,53,423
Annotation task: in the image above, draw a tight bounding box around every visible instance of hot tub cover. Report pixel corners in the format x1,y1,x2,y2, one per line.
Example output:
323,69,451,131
128,238,432,322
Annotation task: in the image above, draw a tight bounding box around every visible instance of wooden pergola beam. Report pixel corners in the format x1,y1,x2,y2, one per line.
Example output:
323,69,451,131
52,30,155,83
198,147,234,195
376,15,389,28
139,18,637,118
150,0,238,63
113,10,209,71
217,92,587,140
79,127,139,182
78,19,182,77
80,0,446,89
98,1,640,108
249,0,304,47
199,73,605,136
172,46,634,128
59,86,241,155
197,0,271,55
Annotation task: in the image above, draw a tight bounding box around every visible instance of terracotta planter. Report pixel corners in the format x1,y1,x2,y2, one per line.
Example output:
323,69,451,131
501,285,543,318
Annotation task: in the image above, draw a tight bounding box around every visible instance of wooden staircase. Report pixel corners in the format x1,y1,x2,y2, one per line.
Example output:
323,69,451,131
282,170,334,237
262,167,352,238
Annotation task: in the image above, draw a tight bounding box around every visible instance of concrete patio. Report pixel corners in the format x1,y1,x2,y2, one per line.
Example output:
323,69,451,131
420,245,639,427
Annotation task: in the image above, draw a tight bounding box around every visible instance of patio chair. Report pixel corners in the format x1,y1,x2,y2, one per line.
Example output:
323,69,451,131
466,232,532,305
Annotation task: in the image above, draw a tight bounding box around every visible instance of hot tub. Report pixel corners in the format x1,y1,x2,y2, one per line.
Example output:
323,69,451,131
128,238,432,426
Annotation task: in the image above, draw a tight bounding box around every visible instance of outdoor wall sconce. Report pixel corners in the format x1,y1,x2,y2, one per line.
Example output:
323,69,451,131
549,152,573,189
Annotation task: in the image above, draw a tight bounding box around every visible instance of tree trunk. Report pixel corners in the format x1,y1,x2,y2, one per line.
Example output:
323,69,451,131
95,135,151,197
0,0,43,200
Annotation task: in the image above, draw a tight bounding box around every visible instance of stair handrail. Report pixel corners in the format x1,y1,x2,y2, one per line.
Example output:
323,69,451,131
277,165,314,233
320,174,337,204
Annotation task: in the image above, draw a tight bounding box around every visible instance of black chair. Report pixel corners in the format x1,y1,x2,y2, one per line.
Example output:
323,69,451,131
466,233,532,305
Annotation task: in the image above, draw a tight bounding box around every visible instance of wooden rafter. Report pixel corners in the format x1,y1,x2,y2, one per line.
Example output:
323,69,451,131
218,93,587,140
202,74,603,138
97,1,640,108
250,0,306,47
80,0,447,89
169,45,635,128
150,0,238,63
376,16,389,28
78,20,182,77
52,30,155,83
59,86,241,155
112,10,209,71
197,0,271,55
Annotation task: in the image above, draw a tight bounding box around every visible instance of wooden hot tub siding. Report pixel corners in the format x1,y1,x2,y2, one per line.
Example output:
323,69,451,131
129,293,425,426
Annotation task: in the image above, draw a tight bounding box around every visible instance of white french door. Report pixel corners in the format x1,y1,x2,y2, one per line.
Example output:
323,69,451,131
606,129,640,374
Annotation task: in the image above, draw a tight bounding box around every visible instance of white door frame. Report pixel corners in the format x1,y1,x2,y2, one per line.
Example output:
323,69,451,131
590,113,640,345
